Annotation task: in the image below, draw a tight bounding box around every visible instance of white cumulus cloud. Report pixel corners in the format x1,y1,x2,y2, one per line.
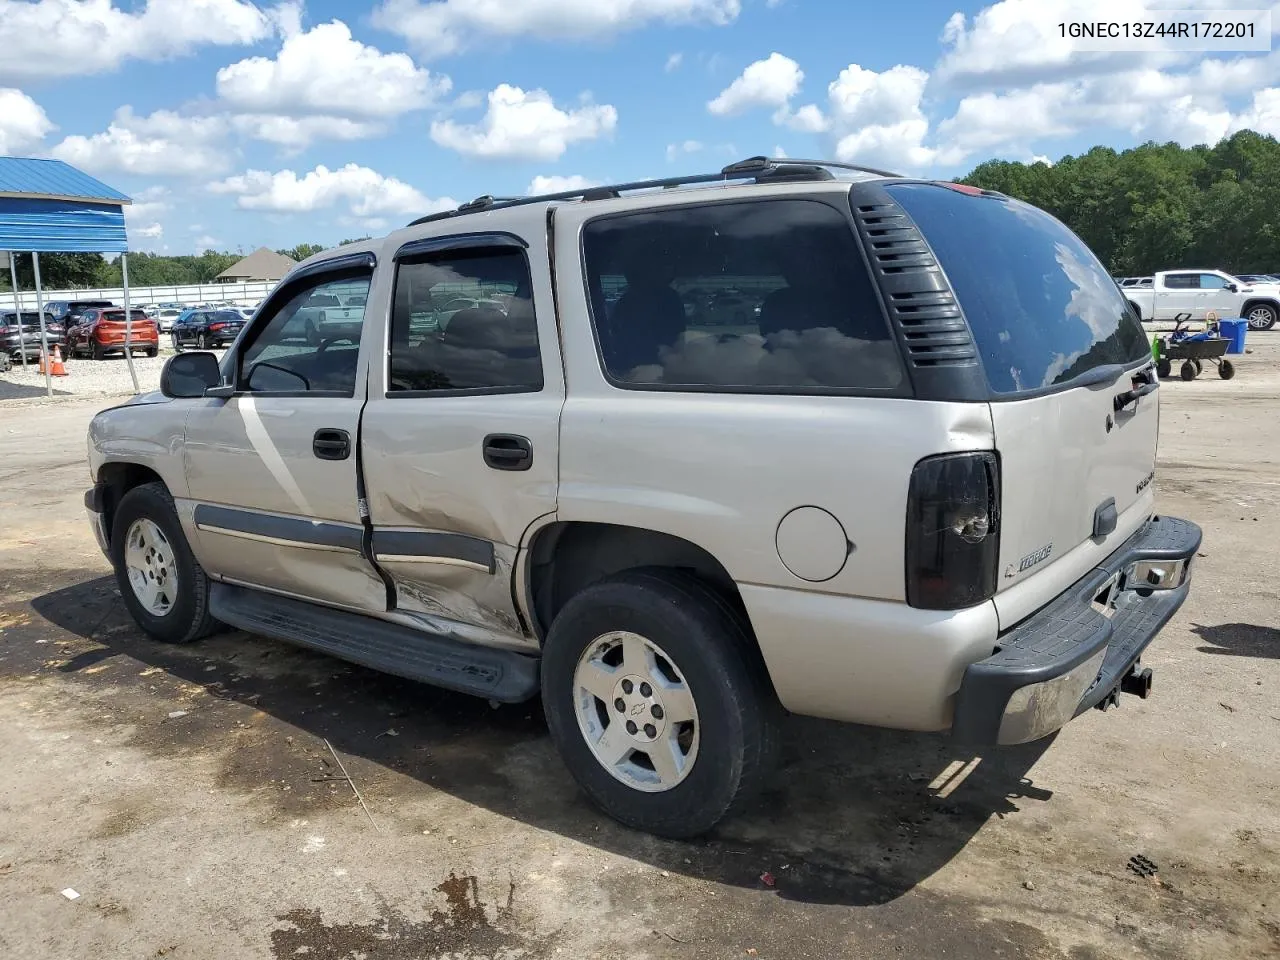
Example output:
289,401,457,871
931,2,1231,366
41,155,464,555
431,84,617,160
0,0,277,80
373,0,741,58
231,114,385,150
208,163,456,218
216,19,451,119
708,52,804,116
0,88,54,153
51,107,233,177
526,174,600,194
826,64,950,171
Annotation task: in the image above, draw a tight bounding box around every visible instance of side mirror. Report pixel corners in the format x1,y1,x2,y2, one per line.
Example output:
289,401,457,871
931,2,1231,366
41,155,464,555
160,351,221,398
1227,283,1239,292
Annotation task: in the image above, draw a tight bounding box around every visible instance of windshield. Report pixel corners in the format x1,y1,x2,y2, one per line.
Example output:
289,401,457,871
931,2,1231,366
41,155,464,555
887,183,1151,394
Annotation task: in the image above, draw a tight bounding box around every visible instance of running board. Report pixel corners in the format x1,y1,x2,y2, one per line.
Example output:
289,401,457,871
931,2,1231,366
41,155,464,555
209,583,539,702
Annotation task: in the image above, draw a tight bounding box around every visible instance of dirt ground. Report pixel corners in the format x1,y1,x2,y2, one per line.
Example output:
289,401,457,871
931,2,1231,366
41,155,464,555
1,342,1277,960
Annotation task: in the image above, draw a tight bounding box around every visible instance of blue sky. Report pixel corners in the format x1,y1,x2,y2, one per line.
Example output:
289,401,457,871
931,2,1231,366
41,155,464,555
1,0,1277,255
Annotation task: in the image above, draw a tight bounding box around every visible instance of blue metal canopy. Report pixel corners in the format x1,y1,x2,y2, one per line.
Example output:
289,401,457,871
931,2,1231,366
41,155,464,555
0,157,130,253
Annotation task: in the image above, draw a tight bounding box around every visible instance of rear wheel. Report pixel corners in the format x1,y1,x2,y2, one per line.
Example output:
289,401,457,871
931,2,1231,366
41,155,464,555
1156,357,1172,379
197,333,210,350
1180,360,1197,381
1219,358,1236,380
541,568,780,839
145,345,158,358
111,482,218,644
91,341,104,360
1246,303,1277,330
1192,359,1203,376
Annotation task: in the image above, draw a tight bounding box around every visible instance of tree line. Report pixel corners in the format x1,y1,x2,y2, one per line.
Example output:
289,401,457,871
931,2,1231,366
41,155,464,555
2,240,368,291
962,130,1280,277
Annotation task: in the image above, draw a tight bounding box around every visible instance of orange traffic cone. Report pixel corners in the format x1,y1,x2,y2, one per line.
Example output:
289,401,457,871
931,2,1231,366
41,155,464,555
37,349,46,374
51,345,68,377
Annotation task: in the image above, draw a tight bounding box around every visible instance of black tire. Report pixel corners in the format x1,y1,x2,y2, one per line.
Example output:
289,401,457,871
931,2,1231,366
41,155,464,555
541,568,780,839
1180,360,1196,381
305,321,321,348
1192,359,1203,375
91,341,104,361
198,333,209,350
145,346,158,358
110,481,219,644
1219,358,1236,380
1245,302,1277,331
172,333,183,353
1156,357,1172,379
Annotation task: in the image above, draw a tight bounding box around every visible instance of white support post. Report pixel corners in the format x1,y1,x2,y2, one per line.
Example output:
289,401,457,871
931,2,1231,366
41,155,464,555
32,253,51,398
8,252,25,369
122,253,140,394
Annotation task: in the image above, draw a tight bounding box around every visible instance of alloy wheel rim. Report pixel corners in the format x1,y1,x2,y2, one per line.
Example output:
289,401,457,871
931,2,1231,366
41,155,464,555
124,518,177,617
1248,306,1273,328
572,631,700,793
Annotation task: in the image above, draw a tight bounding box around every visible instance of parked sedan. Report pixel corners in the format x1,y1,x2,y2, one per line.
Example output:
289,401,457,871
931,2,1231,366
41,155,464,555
171,308,246,351
155,308,183,332
67,308,158,359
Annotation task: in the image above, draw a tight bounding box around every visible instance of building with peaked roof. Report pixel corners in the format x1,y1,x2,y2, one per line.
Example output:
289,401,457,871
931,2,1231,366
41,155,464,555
0,156,131,253
215,247,297,283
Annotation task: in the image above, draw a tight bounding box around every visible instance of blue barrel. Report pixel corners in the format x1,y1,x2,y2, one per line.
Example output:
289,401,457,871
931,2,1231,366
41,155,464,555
1217,318,1247,354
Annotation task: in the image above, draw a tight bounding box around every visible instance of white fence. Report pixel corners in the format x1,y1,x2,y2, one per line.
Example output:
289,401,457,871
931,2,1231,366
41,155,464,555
1,279,280,311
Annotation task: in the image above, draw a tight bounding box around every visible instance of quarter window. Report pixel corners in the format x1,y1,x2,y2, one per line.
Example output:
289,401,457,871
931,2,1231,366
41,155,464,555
581,199,904,392
388,247,542,393
239,275,371,395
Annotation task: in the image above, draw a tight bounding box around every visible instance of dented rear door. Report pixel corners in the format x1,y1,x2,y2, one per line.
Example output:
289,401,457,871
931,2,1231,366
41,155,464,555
359,209,563,652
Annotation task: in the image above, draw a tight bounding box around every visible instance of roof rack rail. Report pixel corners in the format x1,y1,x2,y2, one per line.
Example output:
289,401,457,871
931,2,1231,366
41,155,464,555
405,155,905,227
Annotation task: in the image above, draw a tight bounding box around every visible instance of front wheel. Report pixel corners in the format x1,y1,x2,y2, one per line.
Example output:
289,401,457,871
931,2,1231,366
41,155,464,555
1219,358,1236,380
1180,360,1197,381
1246,303,1277,330
541,568,780,839
1156,357,1172,379
111,482,219,644
172,333,183,353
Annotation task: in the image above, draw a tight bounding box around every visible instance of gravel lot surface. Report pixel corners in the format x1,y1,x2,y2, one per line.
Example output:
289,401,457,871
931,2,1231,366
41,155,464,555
0,339,1276,960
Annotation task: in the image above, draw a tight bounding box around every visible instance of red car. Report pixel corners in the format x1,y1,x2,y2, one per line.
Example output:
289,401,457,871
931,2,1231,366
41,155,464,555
67,308,159,360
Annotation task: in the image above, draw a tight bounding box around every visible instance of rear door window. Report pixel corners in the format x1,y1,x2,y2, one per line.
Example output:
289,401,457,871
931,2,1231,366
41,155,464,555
581,199,905,392
887,183,1151,394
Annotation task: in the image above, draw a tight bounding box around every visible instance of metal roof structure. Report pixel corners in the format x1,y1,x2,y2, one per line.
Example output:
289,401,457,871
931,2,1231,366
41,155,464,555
0,156,131,253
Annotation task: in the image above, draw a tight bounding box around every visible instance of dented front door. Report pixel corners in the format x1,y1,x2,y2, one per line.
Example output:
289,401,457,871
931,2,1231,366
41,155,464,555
358,215,563,652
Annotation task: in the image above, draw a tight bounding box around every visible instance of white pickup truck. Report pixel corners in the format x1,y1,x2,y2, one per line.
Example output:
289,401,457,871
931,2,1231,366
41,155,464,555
1122,269,1278,330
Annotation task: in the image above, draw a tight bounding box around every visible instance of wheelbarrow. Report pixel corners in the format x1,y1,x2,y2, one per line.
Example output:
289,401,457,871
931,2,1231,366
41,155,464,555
1154,314,1235,380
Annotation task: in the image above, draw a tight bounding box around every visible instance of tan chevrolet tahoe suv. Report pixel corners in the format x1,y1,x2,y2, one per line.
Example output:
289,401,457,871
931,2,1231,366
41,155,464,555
84,157,1201,838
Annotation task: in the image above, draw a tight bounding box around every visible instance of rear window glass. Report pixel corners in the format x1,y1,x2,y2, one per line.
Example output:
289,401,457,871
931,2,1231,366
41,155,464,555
887,183,1150,394
581,199,904,392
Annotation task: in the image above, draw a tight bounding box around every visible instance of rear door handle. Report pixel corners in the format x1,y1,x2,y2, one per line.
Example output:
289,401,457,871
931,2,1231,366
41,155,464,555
483,434,532,471
313,428,351,461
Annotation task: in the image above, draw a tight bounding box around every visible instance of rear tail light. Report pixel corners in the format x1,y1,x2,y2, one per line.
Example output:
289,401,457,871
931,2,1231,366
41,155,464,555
209,322,227,331
905,452,1001,609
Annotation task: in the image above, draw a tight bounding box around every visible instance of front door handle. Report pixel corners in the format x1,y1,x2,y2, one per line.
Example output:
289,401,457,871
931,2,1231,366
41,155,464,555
313,428,351,461
483,434,532,471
